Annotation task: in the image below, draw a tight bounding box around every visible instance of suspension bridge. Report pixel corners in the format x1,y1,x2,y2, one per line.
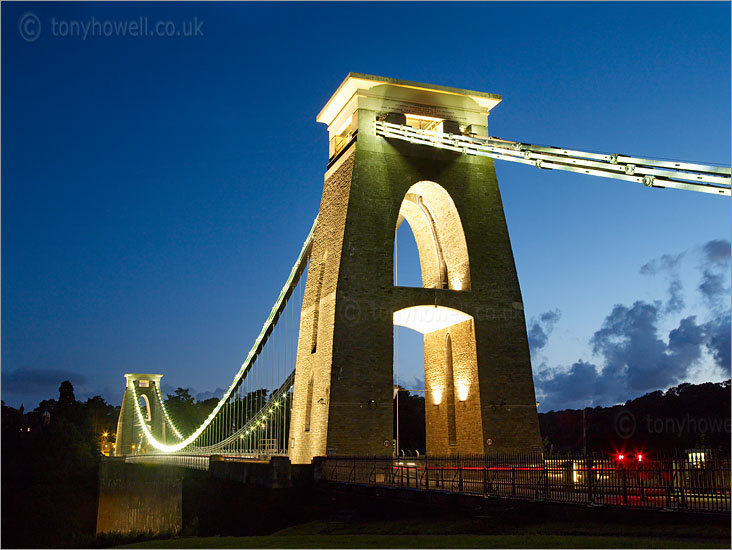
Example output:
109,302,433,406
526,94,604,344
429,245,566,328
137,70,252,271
112,73,730,468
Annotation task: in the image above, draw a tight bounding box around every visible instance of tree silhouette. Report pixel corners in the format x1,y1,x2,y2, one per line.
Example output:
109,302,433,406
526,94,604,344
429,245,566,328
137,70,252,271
58,380,76,407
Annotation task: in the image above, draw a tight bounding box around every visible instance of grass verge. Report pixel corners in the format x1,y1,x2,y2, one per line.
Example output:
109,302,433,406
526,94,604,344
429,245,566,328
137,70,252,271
117,533,729,549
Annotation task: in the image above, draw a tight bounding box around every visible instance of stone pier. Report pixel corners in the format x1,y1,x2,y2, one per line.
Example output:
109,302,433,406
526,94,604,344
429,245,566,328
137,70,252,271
96,458,183,536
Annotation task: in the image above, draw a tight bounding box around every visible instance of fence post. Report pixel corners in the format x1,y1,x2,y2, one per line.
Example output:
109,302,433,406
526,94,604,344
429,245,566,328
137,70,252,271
458,454,463,492
639,463,646,502
587,455,594,504
483,461,488,494
511,467,516,496
621,465,628,505
678,458,687,508
544,463,549,500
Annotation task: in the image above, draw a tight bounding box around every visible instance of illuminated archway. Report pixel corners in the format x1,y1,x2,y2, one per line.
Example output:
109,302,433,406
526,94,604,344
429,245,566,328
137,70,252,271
395,181,471,290
138,394,151,422
393,305,483,455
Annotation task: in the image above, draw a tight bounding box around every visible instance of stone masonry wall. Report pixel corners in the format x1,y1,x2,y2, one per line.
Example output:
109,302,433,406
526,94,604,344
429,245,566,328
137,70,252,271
96,459,182,535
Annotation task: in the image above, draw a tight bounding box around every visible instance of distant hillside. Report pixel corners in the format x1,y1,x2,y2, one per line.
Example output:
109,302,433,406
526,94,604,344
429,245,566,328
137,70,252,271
539,380,731,454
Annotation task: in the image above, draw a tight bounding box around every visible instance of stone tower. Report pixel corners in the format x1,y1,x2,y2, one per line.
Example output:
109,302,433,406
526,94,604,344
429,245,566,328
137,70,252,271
288,74,541,463
114,373,166,456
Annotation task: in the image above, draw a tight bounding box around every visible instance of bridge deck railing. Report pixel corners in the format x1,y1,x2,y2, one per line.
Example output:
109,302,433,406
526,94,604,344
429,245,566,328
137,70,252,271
322,450,730,514
125,454,211,471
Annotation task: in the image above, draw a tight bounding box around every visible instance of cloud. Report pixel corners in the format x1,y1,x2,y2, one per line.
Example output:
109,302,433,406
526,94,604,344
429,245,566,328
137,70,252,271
537,299,731,412
529,239,732,409
640,252,685,314
536,360,601,409
527,309,561,355
541,301,702,408
158,383,228,403
640,253,683,275
697,240,731,374
665,279,685,314
590,301,700,394
701,239,731,265
699,270,729,306
400,376,425,393
1,368,88,396
667,316,707,365
703,315,731,375
76,387,124,407
537,239,731,411
698,239,731,308
195,388,225,401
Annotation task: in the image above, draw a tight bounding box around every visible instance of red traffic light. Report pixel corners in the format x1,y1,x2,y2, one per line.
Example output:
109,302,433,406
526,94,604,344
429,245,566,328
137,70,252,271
617,453,625,461
637,453,643,462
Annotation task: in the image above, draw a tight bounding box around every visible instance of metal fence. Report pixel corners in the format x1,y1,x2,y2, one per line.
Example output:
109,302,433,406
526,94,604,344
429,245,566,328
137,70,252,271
322,450,730,513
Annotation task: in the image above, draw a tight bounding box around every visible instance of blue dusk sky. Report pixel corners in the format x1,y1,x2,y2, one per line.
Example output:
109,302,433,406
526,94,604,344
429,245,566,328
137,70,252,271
2,2,730,413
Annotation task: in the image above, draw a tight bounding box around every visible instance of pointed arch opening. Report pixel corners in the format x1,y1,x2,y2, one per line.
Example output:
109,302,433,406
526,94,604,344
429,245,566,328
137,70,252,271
138,394,151,422
394,181,471,291
444,333,457,446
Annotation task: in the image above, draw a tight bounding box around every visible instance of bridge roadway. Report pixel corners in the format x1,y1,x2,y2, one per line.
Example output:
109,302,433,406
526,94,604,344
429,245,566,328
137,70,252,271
325,456,730,514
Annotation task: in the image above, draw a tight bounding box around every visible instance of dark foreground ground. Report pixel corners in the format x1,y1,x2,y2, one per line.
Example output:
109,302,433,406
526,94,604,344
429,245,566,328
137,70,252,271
117,516,730,549
111,479,730,549
97,469,732,549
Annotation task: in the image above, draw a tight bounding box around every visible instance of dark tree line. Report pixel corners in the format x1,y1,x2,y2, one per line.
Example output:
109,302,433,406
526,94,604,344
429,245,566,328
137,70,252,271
539,380,731,455
162,387,272,437
2,381,119,548
162,387,219,436
394,388,426,455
